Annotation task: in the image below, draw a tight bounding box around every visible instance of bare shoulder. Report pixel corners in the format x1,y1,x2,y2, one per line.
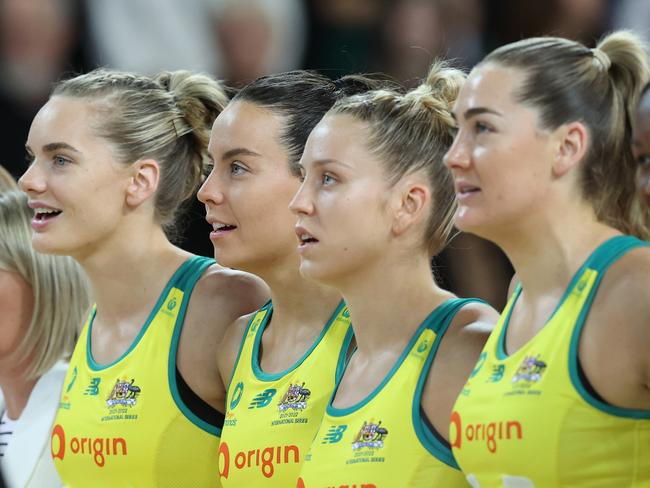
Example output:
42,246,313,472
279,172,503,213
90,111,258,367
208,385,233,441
591,246,650,361
422,300,498,439
579,246,650,407
444,300,498,351
195,264,270,318
218,310,259,387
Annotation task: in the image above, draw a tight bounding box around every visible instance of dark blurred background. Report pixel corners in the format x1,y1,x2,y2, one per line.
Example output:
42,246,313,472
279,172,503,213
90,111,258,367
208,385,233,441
2,0,648,310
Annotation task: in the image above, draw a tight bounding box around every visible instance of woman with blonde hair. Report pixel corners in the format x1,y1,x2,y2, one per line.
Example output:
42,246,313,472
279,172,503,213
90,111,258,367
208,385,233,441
291,62,497,487
0,166,89,488
19,70,268,486
446,31,650,486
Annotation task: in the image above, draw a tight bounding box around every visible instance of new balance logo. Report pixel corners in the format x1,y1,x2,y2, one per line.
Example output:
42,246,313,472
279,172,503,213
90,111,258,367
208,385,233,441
322,425,347,444
248,388,277,409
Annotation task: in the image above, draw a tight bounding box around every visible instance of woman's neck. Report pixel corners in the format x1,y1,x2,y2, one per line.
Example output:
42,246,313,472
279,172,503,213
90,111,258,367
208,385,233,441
260,261,342,335
493,210,620,301
339,252,453,355
77,223,188,324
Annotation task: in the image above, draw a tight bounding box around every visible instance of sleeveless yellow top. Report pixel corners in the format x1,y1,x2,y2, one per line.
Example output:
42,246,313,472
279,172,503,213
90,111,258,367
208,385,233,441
52,256,222,488
297,298,478,488
219,300,353,487
451,236,650,487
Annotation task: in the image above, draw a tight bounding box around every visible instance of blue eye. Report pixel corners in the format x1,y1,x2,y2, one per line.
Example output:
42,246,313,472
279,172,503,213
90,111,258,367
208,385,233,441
475,121,492,134
53,155,71,167
230,162,247,175
322,174,336,185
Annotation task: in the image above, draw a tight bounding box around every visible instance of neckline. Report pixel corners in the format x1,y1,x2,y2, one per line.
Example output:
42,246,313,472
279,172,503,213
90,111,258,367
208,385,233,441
251,300,346,381
496,235,623,360
86,256,194,371
327,298,456,417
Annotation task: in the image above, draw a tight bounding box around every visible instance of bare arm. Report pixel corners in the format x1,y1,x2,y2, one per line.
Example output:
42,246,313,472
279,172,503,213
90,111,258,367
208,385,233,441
177,265,270,413
422,301,498,441
578,247,650,410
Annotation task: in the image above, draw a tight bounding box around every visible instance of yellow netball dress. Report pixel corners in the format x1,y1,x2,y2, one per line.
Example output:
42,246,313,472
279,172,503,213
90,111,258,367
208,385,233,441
297,298,479,488
219,300,353,487
52,256,222,488
451,235,650,487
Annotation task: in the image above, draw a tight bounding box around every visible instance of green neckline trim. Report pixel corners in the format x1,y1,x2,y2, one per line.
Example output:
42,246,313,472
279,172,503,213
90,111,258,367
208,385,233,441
86,256,195,371
326,298,459,418
412,298,480,469
567,239,650,419
167,256,222,435
495,235,631,360
227,300,272,391
251,300,346,381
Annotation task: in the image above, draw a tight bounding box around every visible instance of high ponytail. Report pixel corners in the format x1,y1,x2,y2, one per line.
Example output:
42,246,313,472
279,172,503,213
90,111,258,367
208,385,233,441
54,68,229,234
483,31,650,239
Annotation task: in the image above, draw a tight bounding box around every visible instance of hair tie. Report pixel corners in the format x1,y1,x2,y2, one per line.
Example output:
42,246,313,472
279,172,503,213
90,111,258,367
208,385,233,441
591,48,611,71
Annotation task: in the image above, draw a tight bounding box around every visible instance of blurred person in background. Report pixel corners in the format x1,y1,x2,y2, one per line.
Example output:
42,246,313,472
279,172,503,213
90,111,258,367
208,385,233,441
0,166,90,488
214,0,306,85
304,0,385,77
614,0,650,45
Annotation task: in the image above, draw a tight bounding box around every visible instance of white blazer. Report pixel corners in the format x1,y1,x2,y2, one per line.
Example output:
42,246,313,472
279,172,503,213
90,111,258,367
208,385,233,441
0,362,68,488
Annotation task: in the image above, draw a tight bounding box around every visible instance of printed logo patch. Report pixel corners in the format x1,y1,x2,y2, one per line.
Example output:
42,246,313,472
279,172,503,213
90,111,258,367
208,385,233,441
352,420,388,450
230,381,244,410
66,367,78,393
84,378,101,396
248,388,277,409
278,382,311,411
106,378,141,407
322,425,348,444
487,364,506,383
512,355,547,385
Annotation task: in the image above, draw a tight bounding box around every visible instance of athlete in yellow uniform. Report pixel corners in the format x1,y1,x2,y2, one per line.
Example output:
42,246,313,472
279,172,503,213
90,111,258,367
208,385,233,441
53,256,225,486
198,71,377,486
219,301,352,484
20,69,268,487
290,61,497,488
452,237,650,486
299,298,482,488
445,32,650,487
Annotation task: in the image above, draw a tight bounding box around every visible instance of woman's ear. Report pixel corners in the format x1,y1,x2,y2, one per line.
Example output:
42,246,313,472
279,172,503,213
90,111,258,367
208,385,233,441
552,121,589,178
391,175,431,237
125,159,160,207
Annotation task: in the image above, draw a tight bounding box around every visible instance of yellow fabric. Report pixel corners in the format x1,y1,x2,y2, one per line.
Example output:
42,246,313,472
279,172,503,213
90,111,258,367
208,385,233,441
219,301,353,487
451,236,650,487
52,256,221,488
297,299,473,488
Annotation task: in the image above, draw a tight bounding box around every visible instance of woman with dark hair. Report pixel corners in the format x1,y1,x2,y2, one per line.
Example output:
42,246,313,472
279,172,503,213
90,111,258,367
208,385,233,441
198,71,379,486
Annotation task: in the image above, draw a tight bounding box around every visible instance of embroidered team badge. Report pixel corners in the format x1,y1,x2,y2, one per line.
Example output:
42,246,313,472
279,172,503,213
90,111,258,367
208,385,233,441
352,420,388,450
106,378,141,407
512,354,547,385
278,382,311,411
